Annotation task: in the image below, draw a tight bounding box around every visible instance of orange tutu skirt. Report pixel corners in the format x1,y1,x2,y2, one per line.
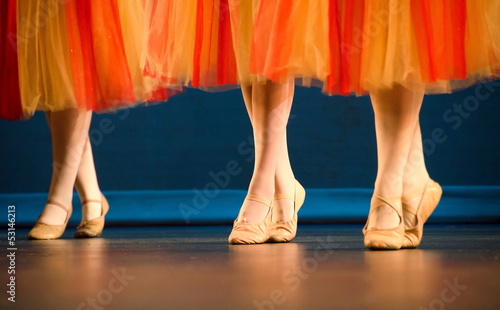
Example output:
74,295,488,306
144,0,500,95
0,0,173,121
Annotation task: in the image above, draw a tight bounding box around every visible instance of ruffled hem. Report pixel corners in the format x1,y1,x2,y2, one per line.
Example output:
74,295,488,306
143,0,500,96
1,0,174,121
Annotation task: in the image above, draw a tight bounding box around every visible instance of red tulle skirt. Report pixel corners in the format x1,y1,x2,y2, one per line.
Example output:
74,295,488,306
144,0,500,95
0,0,173,121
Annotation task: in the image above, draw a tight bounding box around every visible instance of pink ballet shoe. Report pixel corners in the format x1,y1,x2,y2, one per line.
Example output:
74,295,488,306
228,195,272,245
401,180,442,248
268,180,306,243
363,196,405,250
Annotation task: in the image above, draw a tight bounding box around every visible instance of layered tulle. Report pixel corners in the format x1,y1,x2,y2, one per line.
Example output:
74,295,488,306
0,0,171,121
144,0,238,89
357,0,500,94
0,0,22,120
144,0,500,95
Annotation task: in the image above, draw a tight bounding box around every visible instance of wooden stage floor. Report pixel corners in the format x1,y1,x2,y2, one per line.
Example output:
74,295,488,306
2,224,500,310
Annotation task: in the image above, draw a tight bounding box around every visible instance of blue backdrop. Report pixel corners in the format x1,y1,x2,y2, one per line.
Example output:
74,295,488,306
1,83,499,193
1,83,500,226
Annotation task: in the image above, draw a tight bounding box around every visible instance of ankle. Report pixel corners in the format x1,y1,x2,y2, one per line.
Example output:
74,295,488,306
46,198,73,212
366,198,402,230
373,181,403,199
81,200,103,220
247,183,274,202
38,202,72,225
77,190,102,205
238,198,271,224
274,176,295,196
272,198,294,222
402,176,430,199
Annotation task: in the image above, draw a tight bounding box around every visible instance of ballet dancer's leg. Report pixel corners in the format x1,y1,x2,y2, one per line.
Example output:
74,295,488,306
235,81,294,223
367,85,424,230
228,80,295,244
40,109,92,224
240,81,296,223
28,109,91,239
74,137,103,224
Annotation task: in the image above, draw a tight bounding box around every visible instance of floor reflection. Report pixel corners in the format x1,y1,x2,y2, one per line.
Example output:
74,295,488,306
8,225,500,310
363,249,444,306
229,243,306,308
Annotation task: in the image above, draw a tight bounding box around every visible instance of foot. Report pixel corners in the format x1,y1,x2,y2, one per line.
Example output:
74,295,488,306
401,195,421,227
363,196,405,250
402,175,431,226
368,181,403,230
236,194,274,224
75,195,109,238
272,197,294,222
228,195,273,244
365,203,401,230
37,202,72,225
268,180,306,243
28,201,72,240
401,180,442,248
79,200,104,225
273,177,296,222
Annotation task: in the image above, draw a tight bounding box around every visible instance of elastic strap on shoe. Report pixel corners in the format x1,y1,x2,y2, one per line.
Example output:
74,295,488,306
273,193,294,201
46,200,71,222
245,195,272,208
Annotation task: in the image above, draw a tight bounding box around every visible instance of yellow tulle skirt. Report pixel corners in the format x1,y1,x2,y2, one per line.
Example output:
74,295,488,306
0,0,171,120
143,0,500,95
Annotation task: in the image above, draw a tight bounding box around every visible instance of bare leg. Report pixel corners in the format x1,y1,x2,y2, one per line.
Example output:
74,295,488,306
401,123,431,226
367,85,424,229
37,109,91,225
273,129,296,221
74,137,103,223
237,80,295,223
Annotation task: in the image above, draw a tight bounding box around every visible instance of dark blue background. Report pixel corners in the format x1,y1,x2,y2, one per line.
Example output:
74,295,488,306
1,83,499,194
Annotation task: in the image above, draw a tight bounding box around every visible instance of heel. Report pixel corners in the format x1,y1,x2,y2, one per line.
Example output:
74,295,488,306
28,201,72,240
363,196,404,250
268,180,306,243
74,194,109,238
228,195,273,245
